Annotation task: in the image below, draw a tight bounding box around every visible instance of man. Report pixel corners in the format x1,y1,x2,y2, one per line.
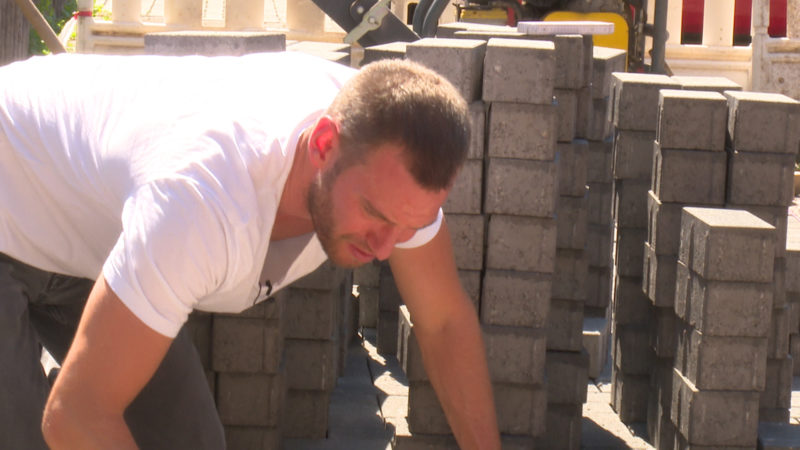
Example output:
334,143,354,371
0,51,500,449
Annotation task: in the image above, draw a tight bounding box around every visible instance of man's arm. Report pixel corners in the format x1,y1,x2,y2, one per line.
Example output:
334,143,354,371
42,274,173,449
389,218,501,450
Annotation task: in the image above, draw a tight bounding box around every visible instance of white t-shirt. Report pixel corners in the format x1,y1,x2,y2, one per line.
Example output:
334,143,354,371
0,52,441,337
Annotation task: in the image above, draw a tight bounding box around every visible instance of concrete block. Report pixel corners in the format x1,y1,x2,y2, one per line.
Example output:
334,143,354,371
545,349,589,404
651,144,727,205
726,150,796,207
759,407,791,424
611,367,650,423
613,130,656,180
453,29,529,41
557,140,588,197
683,272,773,337
406,38,486,102
760,356,794,409
483,325,547,385
487,102,557,160
467,101,486,159
435,21,502,38
679,207,776,282
586,139,613,183
575,86,593,140
724,91,800,154
224,426,280,450
555,89,578,142
671,75,742,93
583,316,610,379
586,223,612,267
585,265,612,308
186,312,212,369
292,260,350,290
792,335,800,376
377,309,399,354
550,34,586,89
486,215,557,273
494,383,547,436
614,179,650,228
591,46,627,99
480,270,552,328
643,242,678,308
671,368,760,447
446,213,485,271
282,287,339,340
398,305,426,382
482,38,556,104
685,328,768,391
458,270,481,310
354,261,380,287
283,389,330,438
586,181,613,226
657,89,728,151
611,72,680,131
757,422,800,450
613,324,654,375
552,248,588,301
357,285,378,328
284,338,338,390
535,403,582,450
556,195,588,250
774,257,788,309
378,262,402,312
443,159,482,214
586,97,612,141
647,190,684,256
615,227,647,277
485,158,558,217
650,306,679,358
787,247,800,294
217,373,282,427
768,306,792,359
361,41,407,65
547,298,584,352
211,316,282,374
144,31,286,56
408,382,450,434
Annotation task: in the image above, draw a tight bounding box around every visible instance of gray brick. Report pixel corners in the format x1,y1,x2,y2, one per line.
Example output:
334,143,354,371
211,316,282,373
760,356,794,409
406,38,486,102
615,227,647,277
398,305,426,382
591,46,627,99
446,213,485,270
487,102,557,159
551,34,586,89
647,190,683,256
768,306,792,359
487,215,557,272
284,338,338,390
224,426,280,450
353,261,380,287
545,349,589,404
408,381,450,434
282,287,339,340
536,403,582,449
482,38,555,104
613,324,654,375
586,139,613,183
556,195,588,250
467,101,486,159
643,242,678,308
453,29,529,41
283,389,330,438
547,298,584,351
483,325,547,385
485,158,558,216
361,41,407,65
357,285,378,328
611,367,650,423
377,309,398,354
671,75,742,93
757,422,800,449
586,181,613,226
458,270,481,310
679,207,776,282
575,86,593,140
613,130,656,180
611,72,679,131
292,260,350,290
650,305,678,358
557,140,588,197
552,248,587,301
788,247,800,294
684,328,768,391
651,145,727,205
724,91,800,154
726,205,788,259
586,223,612,268
583,316,610,378
144,31,286,56
554,88,577,142
217,373,282,426
587,97,613,141
378,263,402,311
443,159,482,214
480,269,551,328
585,265,612,309
726,150,796,207
494,383,547,436
614,179,650,228
657,89,728,151
773,256,788,309
186,312,212,368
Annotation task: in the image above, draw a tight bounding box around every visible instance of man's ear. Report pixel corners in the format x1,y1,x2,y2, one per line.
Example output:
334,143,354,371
308,115,340,169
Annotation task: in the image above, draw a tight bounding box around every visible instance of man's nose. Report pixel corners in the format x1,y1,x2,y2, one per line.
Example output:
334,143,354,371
367,224,400,261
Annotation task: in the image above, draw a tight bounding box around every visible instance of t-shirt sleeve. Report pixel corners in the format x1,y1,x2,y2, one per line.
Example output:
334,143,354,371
394,208,443,249
103,178,230,338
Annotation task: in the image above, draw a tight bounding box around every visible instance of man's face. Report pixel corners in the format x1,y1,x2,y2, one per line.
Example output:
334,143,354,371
307,143,449,268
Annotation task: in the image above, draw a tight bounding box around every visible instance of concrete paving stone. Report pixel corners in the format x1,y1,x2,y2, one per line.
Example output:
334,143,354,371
550,34,586,89
651,145,727,205
788,247,800,295
548,297,585,352
611,72,680,131
457,270,481,310
555,88,578,142
685,273,773,338
558,139,589,197
613,130,656,180
586,96,613,141
761,407,792,423
486,214,557,273
443,158,482,215
586,223,612,267
482,38,556,104
650,306,679,358
724,91,800,155
483,324,547,384
545,349,590,404
614,179,650,228
536,402,583,449
284,338,338,391
379,394,408,420
614,227,647,277
435,21,510,38
613,324,654,375
586,265,612,309
217,372,283,427
679,207,776,282
576,86,593,140
611,366,651,423
685,328,768,391
283,389,331,439
390,416,458,450
583,316,610,379
444,213,485,270
727,150,796,207
647,190,684,256
360,41,407,65
397,306,425,382
668,75,741,94
405,38,486,102
757,422,800,449
586,138,613,183
407,381,450,435
452,29,530,41
587,181,613,226
486,101,557,160
378,262,402,312
292,260,351,290
211,315,282,373
768,306,793,359
282,287,339,340
761,357,795,410
557,195,589,250
553,247,588,301
467,101,486,160
377,309,399,355
591,46,627,99
357,286,378,328
186,312,212,368
484,158,558,217
326,390,388,441
671,368,760,447
354,261,380,287
480,269,552,328
493,382,547,436
144,30,286,56
793,336,800,376
774,257,788,309
613,274,652,326
225,426,281,450
656,89,728,151
643,242,678,308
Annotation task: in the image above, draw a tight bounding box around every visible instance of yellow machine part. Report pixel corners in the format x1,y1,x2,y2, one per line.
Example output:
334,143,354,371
460,7,510,24
544,11,629,52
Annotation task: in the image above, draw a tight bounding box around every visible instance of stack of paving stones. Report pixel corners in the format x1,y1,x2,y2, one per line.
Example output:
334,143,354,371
607,72,679,426
672,207,776,449
354,261,380,329
723,91,800,423
789,235,800,376
643,87,730,449
581,46,627,379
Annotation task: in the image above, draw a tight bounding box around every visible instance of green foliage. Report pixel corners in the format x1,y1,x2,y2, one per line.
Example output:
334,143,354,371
29,0,78,55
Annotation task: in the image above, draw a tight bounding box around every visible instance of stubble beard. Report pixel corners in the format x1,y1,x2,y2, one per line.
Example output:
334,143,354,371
307,170,362,269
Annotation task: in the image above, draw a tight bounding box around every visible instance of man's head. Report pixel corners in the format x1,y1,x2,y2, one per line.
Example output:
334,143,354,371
306,59,470,267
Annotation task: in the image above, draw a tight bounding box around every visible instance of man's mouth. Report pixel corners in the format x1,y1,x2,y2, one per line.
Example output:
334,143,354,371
349,243,374,263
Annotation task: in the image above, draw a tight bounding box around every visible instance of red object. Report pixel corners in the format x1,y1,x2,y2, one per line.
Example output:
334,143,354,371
681,0,786,43
72,10,92,19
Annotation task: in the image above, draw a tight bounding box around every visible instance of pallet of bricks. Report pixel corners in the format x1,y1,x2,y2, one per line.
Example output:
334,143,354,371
184,261,356,449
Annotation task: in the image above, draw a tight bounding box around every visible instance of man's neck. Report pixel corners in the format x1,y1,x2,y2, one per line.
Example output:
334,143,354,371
271,127,315,241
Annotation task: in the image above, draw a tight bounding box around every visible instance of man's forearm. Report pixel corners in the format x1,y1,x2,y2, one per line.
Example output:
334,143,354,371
42,404,137,450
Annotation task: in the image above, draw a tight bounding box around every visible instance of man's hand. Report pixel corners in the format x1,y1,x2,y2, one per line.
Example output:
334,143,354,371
389,218,501,450
42,274,172,449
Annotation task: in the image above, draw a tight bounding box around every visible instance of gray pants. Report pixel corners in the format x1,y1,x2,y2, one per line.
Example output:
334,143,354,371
0,253,226,449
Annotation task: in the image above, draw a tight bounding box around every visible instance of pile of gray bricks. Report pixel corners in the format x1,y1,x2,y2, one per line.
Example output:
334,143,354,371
672,207,776,448
790,230,800,376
